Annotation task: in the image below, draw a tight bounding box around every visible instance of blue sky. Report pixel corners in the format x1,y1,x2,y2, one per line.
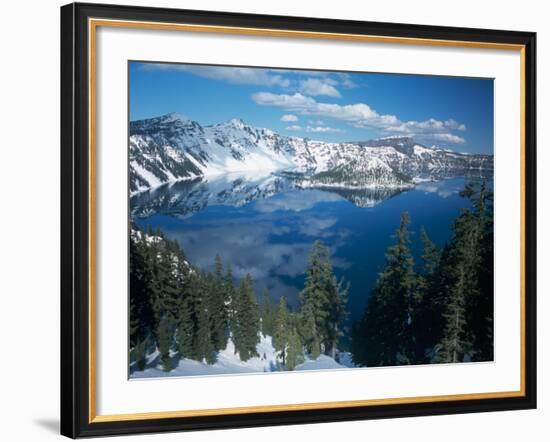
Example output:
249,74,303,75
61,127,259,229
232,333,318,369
129,61,494,154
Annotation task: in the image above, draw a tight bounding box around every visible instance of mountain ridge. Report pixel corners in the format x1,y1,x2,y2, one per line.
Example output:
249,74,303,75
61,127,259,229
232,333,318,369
129,113,493,194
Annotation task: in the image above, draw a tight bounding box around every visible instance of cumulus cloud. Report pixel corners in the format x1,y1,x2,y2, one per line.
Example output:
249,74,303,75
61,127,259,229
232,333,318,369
141,63,291,87
432,133,466,144
445,119,467,131
338,73,358,89
285,124,343,133
140,63,354,94
298,78,341,97
306,126,343,133
252,92,466,144
280,114,299,122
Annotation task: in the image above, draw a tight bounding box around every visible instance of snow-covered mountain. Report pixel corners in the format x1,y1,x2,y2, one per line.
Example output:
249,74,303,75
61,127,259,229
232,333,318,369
129,113,493,194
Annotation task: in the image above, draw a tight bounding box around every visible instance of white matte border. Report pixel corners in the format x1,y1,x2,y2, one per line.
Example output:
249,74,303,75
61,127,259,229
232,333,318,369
94,24,521,416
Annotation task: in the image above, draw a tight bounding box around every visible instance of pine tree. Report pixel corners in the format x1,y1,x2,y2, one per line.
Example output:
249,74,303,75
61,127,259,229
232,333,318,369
151,240,186,342
157,316,174,371
129,296,149,371
435,263,470,363
411,228,442,363
179,271,214,364
232,274,260,361
435,182,494,363
129,231,156,369
469,182,494,361
176,296,195,359
225,264,237,339
353,212,417,367
420,228,440,277
285,326,305,370
299,240,344,357
326,277,349,359
195,294,216,364
207,257,229,352
299,301,321,359
273,296,289,364
261,288,274,338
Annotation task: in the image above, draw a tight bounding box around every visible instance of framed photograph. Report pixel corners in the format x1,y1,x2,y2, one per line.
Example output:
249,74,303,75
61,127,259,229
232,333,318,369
60,2,536,438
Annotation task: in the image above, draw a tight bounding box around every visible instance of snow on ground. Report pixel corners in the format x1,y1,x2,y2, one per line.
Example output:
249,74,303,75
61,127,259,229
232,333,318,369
131,335,352,379
294,355,345,371
337,352,355,368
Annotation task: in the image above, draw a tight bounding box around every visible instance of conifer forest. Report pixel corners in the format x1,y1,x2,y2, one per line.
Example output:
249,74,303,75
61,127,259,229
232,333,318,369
129,181,494,376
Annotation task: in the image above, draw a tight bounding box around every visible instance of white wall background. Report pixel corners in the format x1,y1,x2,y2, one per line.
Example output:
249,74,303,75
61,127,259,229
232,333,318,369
0,0,546,440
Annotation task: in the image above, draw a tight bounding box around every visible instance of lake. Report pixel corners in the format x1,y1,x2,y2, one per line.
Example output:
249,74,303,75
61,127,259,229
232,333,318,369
131,174,482,324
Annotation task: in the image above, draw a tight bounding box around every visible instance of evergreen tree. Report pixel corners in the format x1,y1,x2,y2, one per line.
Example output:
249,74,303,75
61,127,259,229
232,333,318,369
194,293,216,364
411,228,443,363
157,316,174,371
353,212,417,367
420,228,440,276
151,239,187,342
232,274,260,361
326,277,349,359
179,271,214,364
286,326,305,370
176,296,195,359
129,231,156,368
299,240,345,357
207,257,229,352
273,296,289,364
435,182,494,363
225,264,237,337
469,182,494,361
261,288,275,338
299,301,321,359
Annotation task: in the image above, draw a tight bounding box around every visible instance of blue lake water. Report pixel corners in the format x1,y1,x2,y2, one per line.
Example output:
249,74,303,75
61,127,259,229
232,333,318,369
132,175,479,323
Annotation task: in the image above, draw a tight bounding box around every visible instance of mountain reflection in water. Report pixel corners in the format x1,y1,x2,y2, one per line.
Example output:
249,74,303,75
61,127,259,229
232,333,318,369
132,173,489,321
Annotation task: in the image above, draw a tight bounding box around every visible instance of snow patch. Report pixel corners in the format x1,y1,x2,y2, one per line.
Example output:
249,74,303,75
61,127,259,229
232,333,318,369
131,334,350,378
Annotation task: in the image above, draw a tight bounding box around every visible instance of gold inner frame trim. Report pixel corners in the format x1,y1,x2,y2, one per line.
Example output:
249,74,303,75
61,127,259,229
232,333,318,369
88,17,527,424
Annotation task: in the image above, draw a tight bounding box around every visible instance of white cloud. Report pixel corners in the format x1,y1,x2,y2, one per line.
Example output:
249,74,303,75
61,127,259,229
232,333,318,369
254,92,315,108
306,126,343,133
280,114,299,122
298,78,341,97
445,119,467,131
252,92,466,144
285,124,343,133
141,63,291,87
253,92,391,127
338,73,358,89
432,133,466,143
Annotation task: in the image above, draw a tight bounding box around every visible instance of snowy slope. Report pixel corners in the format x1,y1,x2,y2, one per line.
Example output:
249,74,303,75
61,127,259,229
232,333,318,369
130,334,349,378
129,113,493,193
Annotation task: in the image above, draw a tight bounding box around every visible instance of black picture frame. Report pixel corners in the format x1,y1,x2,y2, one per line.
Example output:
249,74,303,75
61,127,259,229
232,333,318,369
61,2,537,438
